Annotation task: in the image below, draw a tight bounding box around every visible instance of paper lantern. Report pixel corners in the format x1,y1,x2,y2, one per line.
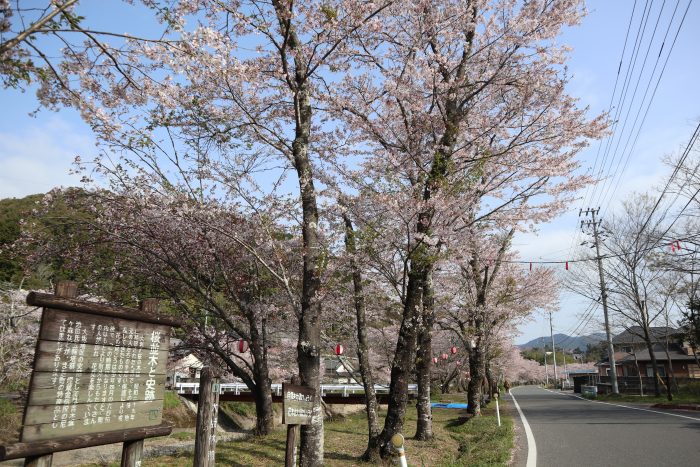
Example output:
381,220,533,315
432,357,438,364
450,346,457,355
441,353,448,360
237,339,248,353
335,344,344,356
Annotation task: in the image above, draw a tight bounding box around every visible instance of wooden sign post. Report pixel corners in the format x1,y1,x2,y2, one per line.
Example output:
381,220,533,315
0,281,179,466
283,376,317,467
193,367,220,467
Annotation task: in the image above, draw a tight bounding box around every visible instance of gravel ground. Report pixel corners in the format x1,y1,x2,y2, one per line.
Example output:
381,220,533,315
0,429,248,466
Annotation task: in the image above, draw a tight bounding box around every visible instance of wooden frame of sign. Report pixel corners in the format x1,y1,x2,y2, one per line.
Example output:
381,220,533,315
282,377,318,467
0,281,179,467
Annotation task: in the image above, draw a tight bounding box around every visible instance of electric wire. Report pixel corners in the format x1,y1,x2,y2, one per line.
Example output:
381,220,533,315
599,0,694,213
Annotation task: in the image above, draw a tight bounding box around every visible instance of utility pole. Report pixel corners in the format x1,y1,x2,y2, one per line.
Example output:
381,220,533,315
549,311,558,387
581,208,619,394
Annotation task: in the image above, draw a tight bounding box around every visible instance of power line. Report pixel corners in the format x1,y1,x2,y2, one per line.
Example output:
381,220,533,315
499,233,695,265
633,120,700,245
599,0,694,213
566,1,644,261
594,0,677,210
591,0,655,209
577,0,639,213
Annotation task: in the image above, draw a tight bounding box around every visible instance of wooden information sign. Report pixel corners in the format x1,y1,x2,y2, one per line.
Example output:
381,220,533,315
283,379,318,467
22,295,174,442
0,282,179,466
282,383,316,425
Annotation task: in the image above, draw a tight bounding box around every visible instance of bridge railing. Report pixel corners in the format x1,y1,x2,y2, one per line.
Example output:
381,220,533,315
175,382,418,397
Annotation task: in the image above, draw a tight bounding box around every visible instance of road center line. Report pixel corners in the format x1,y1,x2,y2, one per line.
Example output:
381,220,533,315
544,388,700,422
509,389,537,467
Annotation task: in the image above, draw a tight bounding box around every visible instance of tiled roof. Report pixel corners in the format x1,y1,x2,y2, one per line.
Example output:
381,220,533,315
615,343,696,362
611,326,681,344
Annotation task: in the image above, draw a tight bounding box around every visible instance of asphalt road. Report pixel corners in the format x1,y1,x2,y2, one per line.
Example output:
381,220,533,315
507,385,700,467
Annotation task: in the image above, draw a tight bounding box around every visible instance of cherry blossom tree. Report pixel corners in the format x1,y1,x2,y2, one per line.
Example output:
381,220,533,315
437,232,558,415
0,283,41,390
32,1,394,462
20,187,301,435
334,0,605,452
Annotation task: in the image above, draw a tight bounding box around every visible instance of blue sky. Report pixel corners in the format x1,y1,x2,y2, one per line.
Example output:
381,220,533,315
1,1,698,343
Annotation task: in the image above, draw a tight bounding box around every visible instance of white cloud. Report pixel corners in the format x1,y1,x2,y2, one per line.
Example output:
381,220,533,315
0,117,95,199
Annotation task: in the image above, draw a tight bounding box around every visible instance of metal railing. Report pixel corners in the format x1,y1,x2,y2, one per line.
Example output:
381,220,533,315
175,381,418,397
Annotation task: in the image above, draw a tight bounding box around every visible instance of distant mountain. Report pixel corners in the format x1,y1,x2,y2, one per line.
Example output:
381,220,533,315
518,333,606,352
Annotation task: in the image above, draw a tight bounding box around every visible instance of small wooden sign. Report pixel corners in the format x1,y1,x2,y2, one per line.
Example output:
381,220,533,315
21,290,176,443
282,383,317,426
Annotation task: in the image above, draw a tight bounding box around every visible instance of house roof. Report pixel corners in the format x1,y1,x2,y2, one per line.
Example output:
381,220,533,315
596,351,629,367
614,343,696,363
325,356,358,373
171,353,204,371
611,327,681,345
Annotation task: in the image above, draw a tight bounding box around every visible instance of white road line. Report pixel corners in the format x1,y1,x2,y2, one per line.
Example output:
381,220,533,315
544,388,700,422
509,389,537,467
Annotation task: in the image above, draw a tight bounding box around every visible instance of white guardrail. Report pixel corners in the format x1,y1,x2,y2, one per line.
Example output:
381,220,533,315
175,382,418,397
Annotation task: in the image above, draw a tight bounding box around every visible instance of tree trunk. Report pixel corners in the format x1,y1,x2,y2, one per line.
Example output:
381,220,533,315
343,215,381,461
467,343,485,416
643,328,662,397
378,263,425,458
486,361,496,397
250,353,273,435
663,336,678,394
414,270,435,441
269,1,324,463
292,69,323,467
441,366,459,394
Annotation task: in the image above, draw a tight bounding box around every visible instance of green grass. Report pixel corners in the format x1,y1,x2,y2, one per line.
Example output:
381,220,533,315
438,402,514,467
0,398,16,417
108,394,514,466
0,397,21,444
163,391,182,410
219,400,257,418
170,430,196,441
594,381,700,404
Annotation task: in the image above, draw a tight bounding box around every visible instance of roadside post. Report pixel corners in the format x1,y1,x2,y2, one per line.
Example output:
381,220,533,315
391,433,408,467
193,366,220,467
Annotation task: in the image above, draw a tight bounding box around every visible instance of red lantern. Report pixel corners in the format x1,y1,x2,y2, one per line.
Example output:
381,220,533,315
335,344,344,356
237,339,248,353
441,353,448,360
450,346,457,355
432,357,438,364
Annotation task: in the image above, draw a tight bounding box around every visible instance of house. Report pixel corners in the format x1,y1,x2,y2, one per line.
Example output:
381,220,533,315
323,355,361,384
167,353,204,387
596,327,700,379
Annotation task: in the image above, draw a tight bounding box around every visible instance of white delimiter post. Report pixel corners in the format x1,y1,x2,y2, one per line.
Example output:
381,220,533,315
494,393,501,427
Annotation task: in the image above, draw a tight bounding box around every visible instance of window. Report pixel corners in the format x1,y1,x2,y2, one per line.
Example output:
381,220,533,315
688,364,700,378
646,364,666,377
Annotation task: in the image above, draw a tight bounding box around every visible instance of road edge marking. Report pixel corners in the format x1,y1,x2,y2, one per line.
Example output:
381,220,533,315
545,389,700,422
509,389,536,467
